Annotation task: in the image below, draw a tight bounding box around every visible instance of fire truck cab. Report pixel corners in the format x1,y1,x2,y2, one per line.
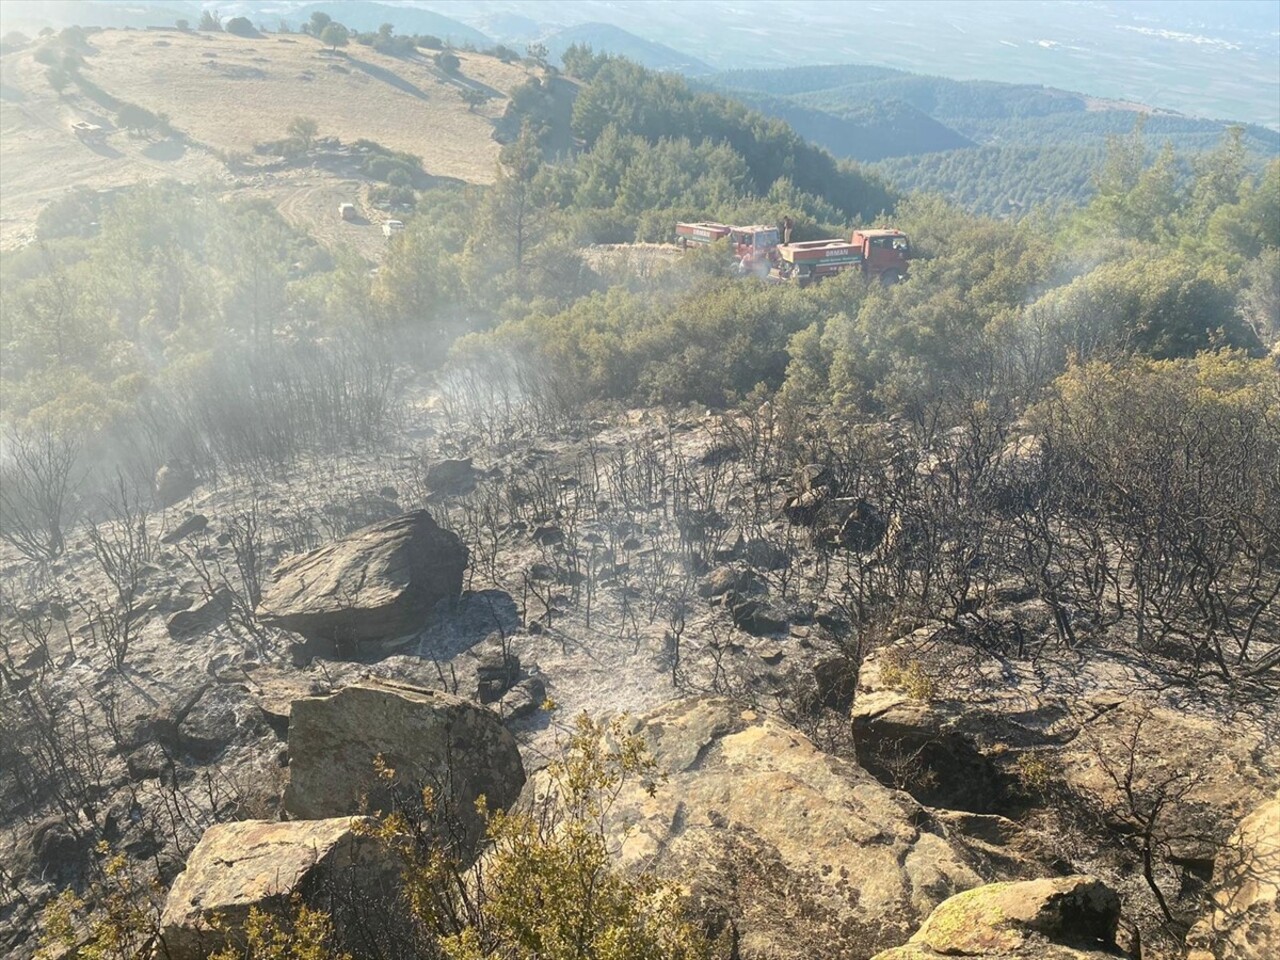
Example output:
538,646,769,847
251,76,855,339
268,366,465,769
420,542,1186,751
852,228,910,284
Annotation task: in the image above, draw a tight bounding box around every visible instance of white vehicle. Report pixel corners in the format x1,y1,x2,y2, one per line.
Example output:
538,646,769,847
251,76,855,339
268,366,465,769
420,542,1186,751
71,121,106,143
382,219,405,238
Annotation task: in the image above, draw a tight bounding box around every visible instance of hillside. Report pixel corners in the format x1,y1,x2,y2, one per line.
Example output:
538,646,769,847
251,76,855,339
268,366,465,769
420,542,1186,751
715,86,973,162
542,23,714,76
285,2,493,47
0,27,538,248
710,63,1280,214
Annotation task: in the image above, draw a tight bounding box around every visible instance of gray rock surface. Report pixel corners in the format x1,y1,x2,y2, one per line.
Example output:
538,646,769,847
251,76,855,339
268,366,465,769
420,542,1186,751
283,679,524,849
159,817,390,960
256,510,467,643
425,457,478,495
591,697,1008,959
852,629,1279,840
870,875,1124,959
1187,792,1280,960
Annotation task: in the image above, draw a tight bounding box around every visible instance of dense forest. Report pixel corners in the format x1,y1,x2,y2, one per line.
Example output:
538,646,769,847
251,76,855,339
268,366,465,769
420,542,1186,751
2,41,1279,960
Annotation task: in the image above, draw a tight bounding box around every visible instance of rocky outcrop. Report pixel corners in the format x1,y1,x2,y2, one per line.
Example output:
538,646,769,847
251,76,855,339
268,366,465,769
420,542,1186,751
592,698,1011,959
1187,792,1279,960
159,817,392,960
256,511,468,644
851,628,1279,844
870,875,1124,959
283,679,524,849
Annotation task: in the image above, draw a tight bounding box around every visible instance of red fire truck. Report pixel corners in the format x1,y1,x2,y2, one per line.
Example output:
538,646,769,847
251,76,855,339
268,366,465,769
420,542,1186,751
773,228,910,285
675,221,781,271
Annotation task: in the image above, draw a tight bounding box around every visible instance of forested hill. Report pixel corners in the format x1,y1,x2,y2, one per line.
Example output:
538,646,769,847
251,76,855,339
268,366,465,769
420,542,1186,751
548,49,898,235
710,63,1280,216
696,86,975,163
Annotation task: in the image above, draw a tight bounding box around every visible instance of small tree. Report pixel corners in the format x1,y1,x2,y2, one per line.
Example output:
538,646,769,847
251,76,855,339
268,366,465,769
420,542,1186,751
526,41,548,66
117,102,156,135
224,16,256,37
372,713,710,960
175,18,189,32
320,23,349,53
459,87,487,112
287,115,319,152
308,11,332,36
0,424,81,561
198,9,222,32
46,67,69,95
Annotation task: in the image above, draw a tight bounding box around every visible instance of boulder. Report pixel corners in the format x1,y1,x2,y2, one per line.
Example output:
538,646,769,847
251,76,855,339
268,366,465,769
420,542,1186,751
161,514,208,544
697,565,755,599
1187,792,1279,960
29,818,84,883
783,489,826,526
834,499,888,552
532,524,563,546
870,875,1123,959
743,537,788,571
159,817,392,960
476,648,521,704
256,511,467,643
498,675,546,722
592,698,1007,959
729,596,788,636
155,459,197,508
283,679,524,849
425,457,478,495
167,587,233,640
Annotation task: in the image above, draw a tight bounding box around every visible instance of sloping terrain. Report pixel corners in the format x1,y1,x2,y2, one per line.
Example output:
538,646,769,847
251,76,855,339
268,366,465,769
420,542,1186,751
0,28,536,248
719,86,973,162
287,2,493,47
542,22,714,76
711,62,1280,214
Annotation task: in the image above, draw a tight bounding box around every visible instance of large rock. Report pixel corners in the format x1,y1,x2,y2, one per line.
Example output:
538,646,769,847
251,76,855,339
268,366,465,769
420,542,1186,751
590,698,1011,959
852,628,1280,848
155,459,197,508
425,457,478,495
159,817,392,960
283,679,524,849
1187,793,1280,960
256,510,467,643
870,875,1124,959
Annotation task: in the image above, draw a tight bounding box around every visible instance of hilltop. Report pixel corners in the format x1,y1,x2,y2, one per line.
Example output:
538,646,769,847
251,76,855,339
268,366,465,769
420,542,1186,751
0,26,542,249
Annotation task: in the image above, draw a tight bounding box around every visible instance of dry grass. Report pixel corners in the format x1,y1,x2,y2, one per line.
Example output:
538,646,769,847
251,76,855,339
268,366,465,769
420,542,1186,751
0,29,534,248
84,31,528,181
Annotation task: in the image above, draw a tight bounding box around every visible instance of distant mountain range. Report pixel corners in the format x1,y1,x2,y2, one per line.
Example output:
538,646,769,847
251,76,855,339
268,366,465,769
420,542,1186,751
540,23,713,76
